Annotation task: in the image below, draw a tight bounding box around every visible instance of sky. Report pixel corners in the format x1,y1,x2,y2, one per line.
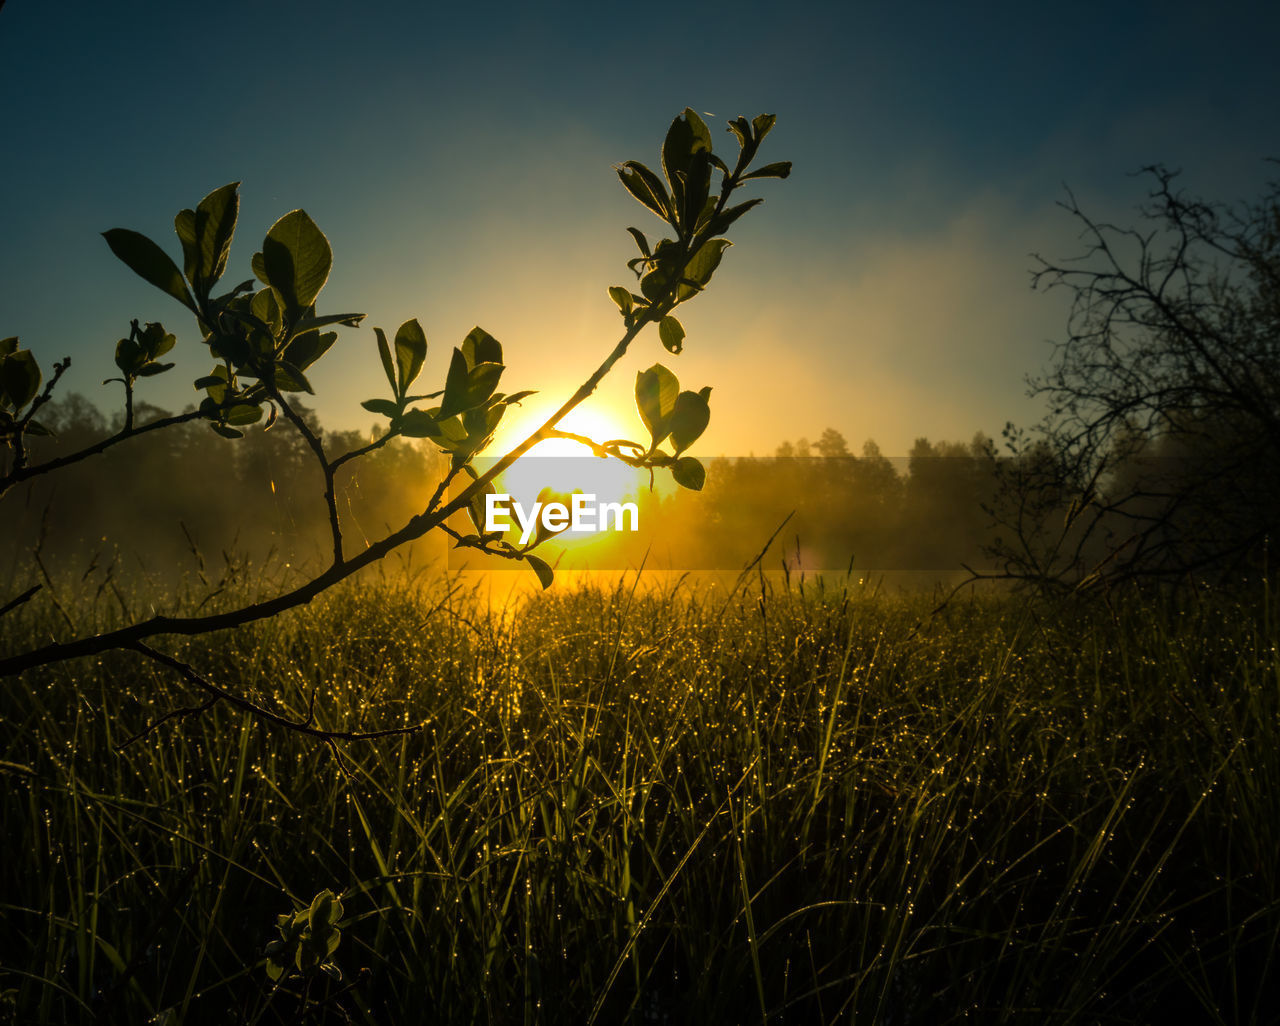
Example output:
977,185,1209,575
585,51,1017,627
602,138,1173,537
2,0,1278,460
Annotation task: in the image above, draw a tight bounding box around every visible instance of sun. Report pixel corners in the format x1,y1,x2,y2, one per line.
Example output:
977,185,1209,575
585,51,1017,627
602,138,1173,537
483,400,646,516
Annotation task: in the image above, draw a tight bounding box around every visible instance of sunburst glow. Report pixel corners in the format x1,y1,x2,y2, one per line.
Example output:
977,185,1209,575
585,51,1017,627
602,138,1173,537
483,403,649,551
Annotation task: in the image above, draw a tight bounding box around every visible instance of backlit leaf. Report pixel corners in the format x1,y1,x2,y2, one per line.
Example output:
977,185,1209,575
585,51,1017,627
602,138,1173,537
361,398,399,418
617,161,671,222
669,387,711,454
193,182,240,295
525,552,554,590
225,402,263,425
658,315,685,354
678,239,731,301
398,408,440,438
102,229,197,313
635,363,679,447
0,350,41,410
671,455,705,490
394,318,427,395
375,327,397,394
261,210,332,312
284,329,336,371
115,337,143,375
460,326,502,369
740,161,792,182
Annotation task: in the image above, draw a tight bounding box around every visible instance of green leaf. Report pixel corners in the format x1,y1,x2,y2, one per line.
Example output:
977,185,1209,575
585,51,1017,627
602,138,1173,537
440,347,469,418
25,418,52,437
705,198,763,237
214,278,256,306
140,322,176,359
671,456,705,490
441,346,504,419
679,150,713,233
740,161,792,182
1,350,41,410
292,312,365,334
460,326,502,369
525,552,554,590
662,108,713,196
210,422,243,439
249,287,284,342
261,210,332,312
137,361,174,377
658,315,685,355
309,890,342,927
635,364,679,447
394,318,428,396
225,402,263,425
295,942,317,972
429,410,469,453
638,239,684,303
678,239,732,301
361,398,399,418
626,227,651,257
200,365,230,404
174,208,199,285
469,363,504,409
617,161,671,222
668,387,711,454
284,329,336,371
461,399,505,446
0,338,17,359
102,229,197,313
398,408,440,438
273,361,313,393
250,251,269,286
608,286,633,314
375,327,397,395
193,182,240,296
115,337,143,376
750,114,777,143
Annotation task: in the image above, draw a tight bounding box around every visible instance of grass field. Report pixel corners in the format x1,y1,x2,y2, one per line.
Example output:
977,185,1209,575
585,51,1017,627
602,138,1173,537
2,572,1278,1024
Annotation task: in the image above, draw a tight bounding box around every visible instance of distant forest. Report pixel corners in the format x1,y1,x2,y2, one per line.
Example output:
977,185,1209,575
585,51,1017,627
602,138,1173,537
3,394,447,592
4,398,1010,588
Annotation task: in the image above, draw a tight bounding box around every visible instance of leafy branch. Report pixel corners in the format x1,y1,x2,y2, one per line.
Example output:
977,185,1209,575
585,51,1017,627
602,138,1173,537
0,108,790,742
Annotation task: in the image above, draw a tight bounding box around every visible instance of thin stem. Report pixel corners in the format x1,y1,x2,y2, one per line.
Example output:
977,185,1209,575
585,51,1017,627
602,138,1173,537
270,387,343,564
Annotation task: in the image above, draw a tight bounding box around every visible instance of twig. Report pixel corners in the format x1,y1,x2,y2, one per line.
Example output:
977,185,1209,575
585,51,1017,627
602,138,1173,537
0,584,40,619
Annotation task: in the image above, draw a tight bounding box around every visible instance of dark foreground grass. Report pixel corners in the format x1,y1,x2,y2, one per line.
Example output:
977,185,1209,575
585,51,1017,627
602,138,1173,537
1,573,1278,1024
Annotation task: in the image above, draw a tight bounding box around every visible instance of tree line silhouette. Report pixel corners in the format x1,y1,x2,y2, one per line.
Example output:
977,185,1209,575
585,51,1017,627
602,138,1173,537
7,388,1276,593
5,395,1012,585
3,393,445,593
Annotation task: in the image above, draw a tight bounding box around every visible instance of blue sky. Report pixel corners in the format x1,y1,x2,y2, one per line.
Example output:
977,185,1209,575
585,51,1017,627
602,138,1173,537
3,0,1278,455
